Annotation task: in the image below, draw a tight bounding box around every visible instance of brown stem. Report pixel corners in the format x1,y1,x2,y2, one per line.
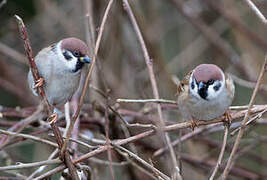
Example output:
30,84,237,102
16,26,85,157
61,0,114,156
33,104,267,179
122,1,182,178
222,56,267,179
14,15,79,180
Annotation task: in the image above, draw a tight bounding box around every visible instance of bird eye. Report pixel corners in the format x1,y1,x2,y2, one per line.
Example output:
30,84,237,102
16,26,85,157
213,82,221,91
207,80,215,85
73,51,80,57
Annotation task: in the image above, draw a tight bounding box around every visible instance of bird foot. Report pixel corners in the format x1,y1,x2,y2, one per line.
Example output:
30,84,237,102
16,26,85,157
48,113,58,124
223,110,232,126
34,77,44,89
190,120,198,131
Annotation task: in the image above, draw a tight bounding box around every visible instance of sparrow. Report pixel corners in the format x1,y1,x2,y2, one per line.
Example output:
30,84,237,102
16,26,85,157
28,37,91,106
177,64,235,124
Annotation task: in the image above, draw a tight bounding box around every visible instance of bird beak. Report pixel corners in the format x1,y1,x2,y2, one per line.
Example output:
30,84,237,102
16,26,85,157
79,56,91,63
198,82,208,100
198,82,207,91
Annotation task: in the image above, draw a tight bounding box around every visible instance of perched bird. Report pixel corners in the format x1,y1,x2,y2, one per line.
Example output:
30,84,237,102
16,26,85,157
177,64,235,125
28,37,91,106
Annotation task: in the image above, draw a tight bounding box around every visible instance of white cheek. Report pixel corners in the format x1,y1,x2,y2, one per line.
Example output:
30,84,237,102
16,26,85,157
206,82,224,100
56,48,78,71
189,77,201,99
65,57,78,71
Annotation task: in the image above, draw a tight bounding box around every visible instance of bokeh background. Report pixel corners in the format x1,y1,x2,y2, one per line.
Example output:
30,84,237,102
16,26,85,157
0,0,267,179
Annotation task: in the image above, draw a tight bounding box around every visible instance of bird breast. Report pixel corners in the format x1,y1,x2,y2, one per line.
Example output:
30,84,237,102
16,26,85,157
178,82,233,120
28,47,81,105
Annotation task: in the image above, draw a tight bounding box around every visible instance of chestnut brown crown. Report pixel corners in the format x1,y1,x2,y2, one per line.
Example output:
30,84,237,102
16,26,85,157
61,37,89,56
193,64,223,83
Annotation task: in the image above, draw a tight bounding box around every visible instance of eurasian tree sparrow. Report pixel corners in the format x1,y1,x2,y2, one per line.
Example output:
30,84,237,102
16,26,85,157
28,37,91,106
177,64,235,124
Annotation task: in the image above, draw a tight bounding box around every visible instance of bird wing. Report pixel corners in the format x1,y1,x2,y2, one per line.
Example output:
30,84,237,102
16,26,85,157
176,70,193,96
225,73,235,98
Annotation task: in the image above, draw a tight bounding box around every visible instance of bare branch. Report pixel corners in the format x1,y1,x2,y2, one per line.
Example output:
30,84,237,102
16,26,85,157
113,144,171,180
0,159,61,171
122,1,182,178
117,98,177,104
61,0,114,156
222,56,267,179
14,15,79,180
243,0,267,24
0,129,58,148
209,124,229,180
33,104,267,179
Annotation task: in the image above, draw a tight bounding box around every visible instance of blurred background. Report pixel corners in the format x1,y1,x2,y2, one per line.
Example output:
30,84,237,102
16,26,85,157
0,0,267,179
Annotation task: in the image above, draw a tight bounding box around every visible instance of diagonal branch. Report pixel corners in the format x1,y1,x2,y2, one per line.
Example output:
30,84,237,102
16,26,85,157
14,15,79,180
32,104,267,179
122,1,182,179
243,0,267,24
61,0,114,156
222,56,267,179
209,124,229,180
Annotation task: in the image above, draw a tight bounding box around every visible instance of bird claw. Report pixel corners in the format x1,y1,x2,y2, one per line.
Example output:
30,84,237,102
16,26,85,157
48,113,58,124
223,110,232,126
34,77,44,89
190,120,198,131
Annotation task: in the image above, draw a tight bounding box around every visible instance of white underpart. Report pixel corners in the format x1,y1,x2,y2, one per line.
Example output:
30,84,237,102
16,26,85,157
185,70,233,120
28,42,81,105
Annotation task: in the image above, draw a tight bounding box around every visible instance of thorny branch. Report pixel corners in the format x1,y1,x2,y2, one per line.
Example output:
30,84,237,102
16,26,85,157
14,15,79,180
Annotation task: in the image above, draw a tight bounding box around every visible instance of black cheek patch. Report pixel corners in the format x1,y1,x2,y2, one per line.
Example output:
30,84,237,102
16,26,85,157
213,82,221,91
63,51,72,61
198,89,208,100
72,60,84,73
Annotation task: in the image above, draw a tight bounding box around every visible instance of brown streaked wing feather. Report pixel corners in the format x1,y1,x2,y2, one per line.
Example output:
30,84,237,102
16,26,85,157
225,73,234,97
176,70,193,96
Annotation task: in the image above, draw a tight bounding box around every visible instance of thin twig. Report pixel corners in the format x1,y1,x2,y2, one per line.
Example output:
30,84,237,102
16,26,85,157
27,149,59,179
204,0,267,51
230,108,267,136
153,124,218,157
0,159,61,171
243,0,267,24
33,104,267,179
169,0,248,78
113,144,170,180
122,1,182,178
0,129,58,148
222,56,267,179
108,104,156,129
0,105,43,150
49,134,97,149
14,15,52,112
230,73,267,91
105,106,115,180
115,149,158,180
117,98,177,104
209,124,229,180
61,0,114,156
89,157,128,166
